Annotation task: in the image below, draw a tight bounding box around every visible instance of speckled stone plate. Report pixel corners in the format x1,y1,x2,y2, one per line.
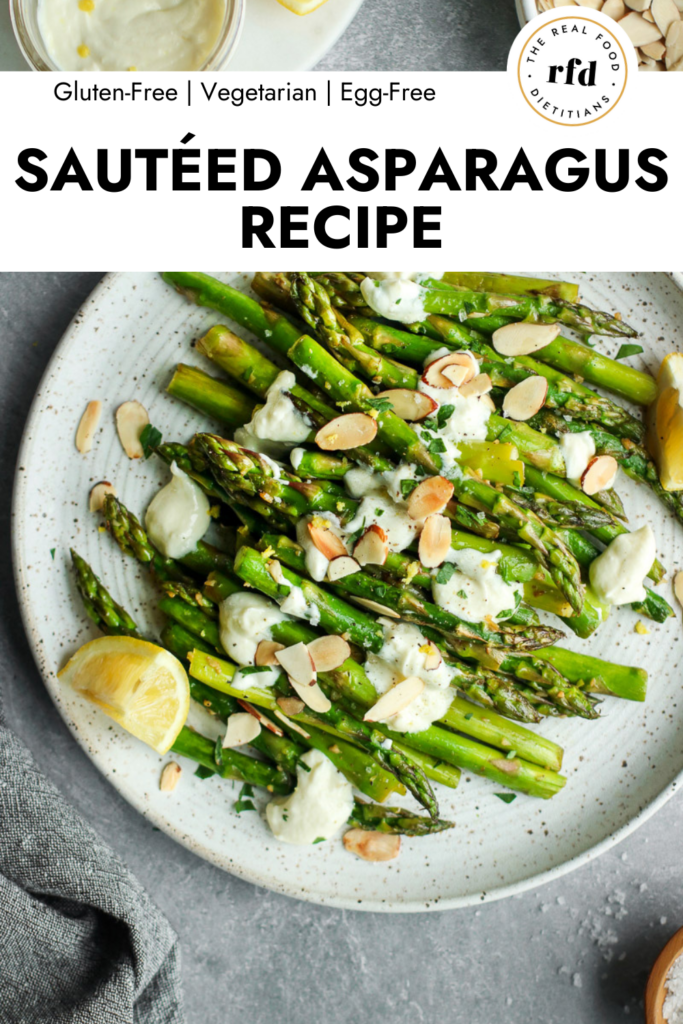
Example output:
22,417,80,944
12,272,683,912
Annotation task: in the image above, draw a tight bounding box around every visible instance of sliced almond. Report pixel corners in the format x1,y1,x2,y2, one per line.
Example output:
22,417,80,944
308,522,348,560
604,0,627,11
275,642,317,687
89,481,116,513
363,676,425,723
580,455,619,495
459,373,493,399
641,38,667,56
236,699,284,736
374,389,438,422
76,400,102,454
423,351,478,389
673,571,683,610
223,712,261,748
350,597,401,618
343,829,401,862
575,0,603,6
328,555,361,581
267,559,287,586
625,0,649,8
115,401,149,459
255,639,285,667
665,19,683,64
274,706,310,737
276,695,306,716
307,634,351,672
502,376,548,422
288,678,332,713
479,393,496,412
353,525,389,567
492,322,561,357
407,476,454,520
315,413,377,451
159,762,181,792
642,7,655,16
422,643,443,671
418,514,452,568
652,0,680,34
441,363,471,387
620,10,664,42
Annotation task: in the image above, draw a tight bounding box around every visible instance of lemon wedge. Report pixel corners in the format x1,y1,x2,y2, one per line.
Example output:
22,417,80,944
276,0,329,14
648,352,683,492
58,636,189,754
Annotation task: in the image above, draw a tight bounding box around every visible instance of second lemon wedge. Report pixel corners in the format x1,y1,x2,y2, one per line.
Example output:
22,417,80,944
58,636,189,754
648,352,683,493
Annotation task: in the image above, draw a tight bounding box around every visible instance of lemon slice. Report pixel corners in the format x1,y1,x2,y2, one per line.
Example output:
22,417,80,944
647,352,683,492
58,636,190,754
276,0,329,15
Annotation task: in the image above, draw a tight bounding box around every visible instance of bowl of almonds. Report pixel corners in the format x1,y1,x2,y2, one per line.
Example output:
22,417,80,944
517,0,683,71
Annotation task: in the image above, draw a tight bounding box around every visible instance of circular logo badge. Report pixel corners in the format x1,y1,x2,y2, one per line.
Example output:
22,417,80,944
518,15,628,126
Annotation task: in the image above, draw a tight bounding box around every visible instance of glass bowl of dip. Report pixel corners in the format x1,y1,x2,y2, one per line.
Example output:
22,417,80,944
11,0,245,72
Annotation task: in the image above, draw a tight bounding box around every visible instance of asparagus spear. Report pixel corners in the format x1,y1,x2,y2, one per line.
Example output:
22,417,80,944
70,549,140,636
167,363,256,430
348,800,455,836
173,727,292,792
440,272,580,303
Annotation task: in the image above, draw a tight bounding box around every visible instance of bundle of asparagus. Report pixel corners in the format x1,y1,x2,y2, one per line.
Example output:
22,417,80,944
64,270,675,859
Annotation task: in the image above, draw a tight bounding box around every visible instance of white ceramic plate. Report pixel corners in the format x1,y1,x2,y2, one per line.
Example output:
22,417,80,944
0,0,362,71
13,271,683,912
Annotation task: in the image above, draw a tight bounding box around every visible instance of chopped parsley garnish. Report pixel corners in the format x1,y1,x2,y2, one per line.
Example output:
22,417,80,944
435,405,454,429
375,508,385,516
237,665,272,677
140,423,163,459
312,836,326,844
464,712,473,721
50,548,56,560
495,793,517,804
400,479,419,499
194,765,215,780
435,562,456,584
457,589,468,600
366,397,394,414
234,783,256,813
615,343,644,360
428,437,446,455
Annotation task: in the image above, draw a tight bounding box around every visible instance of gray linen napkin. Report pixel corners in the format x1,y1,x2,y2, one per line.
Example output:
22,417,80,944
0,721,185,1024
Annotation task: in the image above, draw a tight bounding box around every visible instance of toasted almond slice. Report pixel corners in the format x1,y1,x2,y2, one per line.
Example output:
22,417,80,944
442,363,470,387
492,322,561,357
673,571,683,610
76,400,102,454
223,712,261,748
159,762,182,792
418,514,452,568
276,695,306,717
308,522,348,560
288,678,332,713
422,643,443,671
89,481,116,513
459,373,492,399
620,10,664,41
581,455,619,495
328,555,361,581
267,559,287,586
354,525,389,567
255,639,285,667
407,476,454,520
351,597,401,618
275,642,316,687
236,699,284,736
374,389,438,421
115,401,149,459
666,19,683,63
274,705,310,737
363,676,425,723
652,0,680,34
479,393,496,412
643,6,655,15
641,37,667,56
502,376,548,421
307,634,351,672
343,829,401,862
315,413,377,451
423,351,478,389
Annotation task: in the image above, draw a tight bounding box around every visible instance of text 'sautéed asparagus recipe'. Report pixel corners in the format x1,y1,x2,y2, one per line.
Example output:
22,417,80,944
2,0,683,1019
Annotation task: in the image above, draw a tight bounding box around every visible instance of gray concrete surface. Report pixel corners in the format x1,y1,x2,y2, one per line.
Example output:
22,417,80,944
0,0,520,71
1,272,681,1024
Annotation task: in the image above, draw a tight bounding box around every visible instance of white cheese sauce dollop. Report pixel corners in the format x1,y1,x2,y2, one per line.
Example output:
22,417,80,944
560,431,596,485
431,549,522,623
360,277,428,325
588,525,656,606
38,0,227,72
265,749,354,846
364,619,455,734
144,461,211,559
234,371,311,457
218,591,286,667
296,513,344,582
343,465,421,553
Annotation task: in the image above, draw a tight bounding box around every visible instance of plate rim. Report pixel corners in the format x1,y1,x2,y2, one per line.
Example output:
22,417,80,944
11,270,683,913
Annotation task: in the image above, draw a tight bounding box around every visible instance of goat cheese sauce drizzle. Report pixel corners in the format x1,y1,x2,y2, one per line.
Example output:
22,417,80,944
234,371,311,457
266,749,354,846
144,461,211,559
431,549,522,623
560,431,596,484
589,524,656,606
37,0,227,72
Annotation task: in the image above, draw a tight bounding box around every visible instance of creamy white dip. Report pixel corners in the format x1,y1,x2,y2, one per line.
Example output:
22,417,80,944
218,592,286,666
38,0,227,72
431,548,522,623
560,431,596,485
266,749,354,846
588,525,656,606
234,371,311,457
360,277,427,325
145,461,211,560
